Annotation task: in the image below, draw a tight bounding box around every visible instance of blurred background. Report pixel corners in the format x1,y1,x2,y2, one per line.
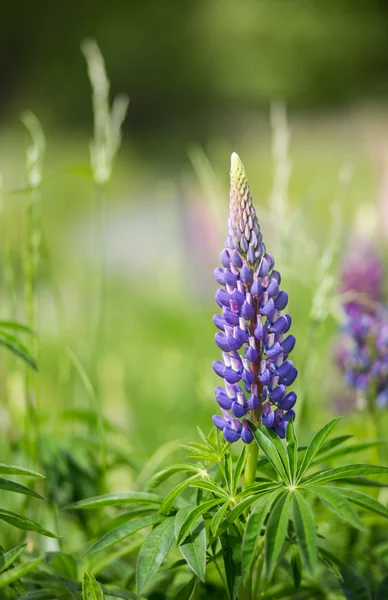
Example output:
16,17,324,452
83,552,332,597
1,0,388,471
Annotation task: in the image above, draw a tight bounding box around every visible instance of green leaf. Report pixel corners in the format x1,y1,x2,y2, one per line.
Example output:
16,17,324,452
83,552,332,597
0,509,59,537
82,571,104,600
301,464,388,486
175,577,197,600
264,492,290,580
237,481,282,498
136,517,175,593
242,490,282,582
221,529,242,600
0,477,44,499
211,502,229,536
188,479,229,498
291,491,317,572
0,543,27,574
216,493,272,539
175,508,206,582
335,487,388,519
0,463,44,478
101,507,157,534
176,498,222,545
223,451,233,493
376,576,388,600
263,427,291,483
0,555,44,588
144,464,199,492
250,423,289,482
85,514,164,555
290,545,303,589
334,477,388,488
0,331,37,370
159,475,200,515
297,418,340,482
50,552,78,580
307,485,365,531
65,491,162,510
0,320,34,335
340,567,371,600
233,444,248,495
286,422,297,484
312,439,384,465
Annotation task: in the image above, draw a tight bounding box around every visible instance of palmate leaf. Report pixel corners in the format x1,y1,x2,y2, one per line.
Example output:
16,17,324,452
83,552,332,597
0,555,44,589
175,507,206,582
211,502,229,536
312,439,384,465
242,490,282,582
188,479,229,499
0,543,27,574
174,577,197,600
136,516,175,593
263,427,291,483
65,491,163,510
250,423,289,483
291,491,317,573
301,464,388,486
264,492,291,580
0,509,59,538
221,529,242,600
82,571,104,600
307,485,365,531
237,481,282,499
85,514,164,555
290,545,303,589
340,567,372,600
176,498,222,545
0,477,44,499
297,418,340,482
100,507,157,534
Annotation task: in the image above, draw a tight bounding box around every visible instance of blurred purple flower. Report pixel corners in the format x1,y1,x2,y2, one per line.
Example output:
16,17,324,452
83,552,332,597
212,153,297,443
339,241,383,310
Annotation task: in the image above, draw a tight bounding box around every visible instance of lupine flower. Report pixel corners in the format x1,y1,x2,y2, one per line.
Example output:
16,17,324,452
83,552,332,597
212,153,297,443
337,242,388,408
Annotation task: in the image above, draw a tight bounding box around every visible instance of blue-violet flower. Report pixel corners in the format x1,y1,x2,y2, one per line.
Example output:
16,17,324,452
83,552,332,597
212,153,297,442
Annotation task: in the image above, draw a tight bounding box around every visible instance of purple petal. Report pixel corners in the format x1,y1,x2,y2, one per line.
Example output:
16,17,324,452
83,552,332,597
241,264,252,283
223,308,240,326
224,368,241,384
245,346,259,362
280,367,298,386
214,268,225,285
213,315,225,330
232,289,246,306
220,249,231,268
231,250,243,268
259,257,270,277
266,278,279,297
241,301,255,319
241,423,254,444
223,426,241,443
261,298,275,318
262,409,275,428
269,384,286,402
224,269,238,287
281,335,296,354
212,415,227,430
277,391,297,410
215,332,231,352
275,291,288,310
259,368,271,385
235,327,249,345
254,320,264,340
277,360,293,378
216,289,231,308
269,316,289,334
248,394,260,409
231,401,247,417
251,278,263,296
265,342,282,358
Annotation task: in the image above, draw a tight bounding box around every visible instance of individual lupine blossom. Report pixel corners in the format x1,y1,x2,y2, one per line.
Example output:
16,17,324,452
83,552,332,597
212,153,297,443
337,242,388,407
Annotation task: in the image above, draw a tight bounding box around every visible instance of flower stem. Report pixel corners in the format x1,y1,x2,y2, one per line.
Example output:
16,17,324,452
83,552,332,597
244,441,258,490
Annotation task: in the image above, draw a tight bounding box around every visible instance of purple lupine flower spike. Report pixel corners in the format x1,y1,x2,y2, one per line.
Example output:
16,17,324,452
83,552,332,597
212,153,298,443
336,241,388,409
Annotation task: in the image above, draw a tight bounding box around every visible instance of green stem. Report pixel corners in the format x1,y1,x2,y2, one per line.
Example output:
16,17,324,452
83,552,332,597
244,442,258,490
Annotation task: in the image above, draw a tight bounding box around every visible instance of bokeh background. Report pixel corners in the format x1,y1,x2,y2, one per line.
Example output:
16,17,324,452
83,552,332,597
1,0,388,469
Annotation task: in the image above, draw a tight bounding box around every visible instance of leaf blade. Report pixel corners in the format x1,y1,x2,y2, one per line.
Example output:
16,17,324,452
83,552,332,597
297,418,340,482
85,514,164,555
136,517,175,593
175,508,206,582
292,490,317,572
